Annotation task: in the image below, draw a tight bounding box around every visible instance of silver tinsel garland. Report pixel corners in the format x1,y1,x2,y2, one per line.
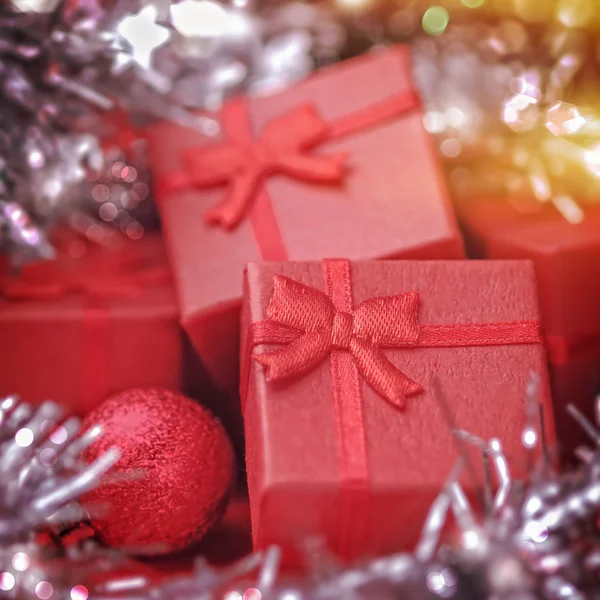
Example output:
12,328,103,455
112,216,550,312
2,387,600,599
66,389,600,599
0,0,344,263
0,394,119,599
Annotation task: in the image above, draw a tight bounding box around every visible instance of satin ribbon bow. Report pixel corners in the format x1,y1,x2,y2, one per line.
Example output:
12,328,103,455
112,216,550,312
180,101,348,230
254,275,425,409
1,252,170,301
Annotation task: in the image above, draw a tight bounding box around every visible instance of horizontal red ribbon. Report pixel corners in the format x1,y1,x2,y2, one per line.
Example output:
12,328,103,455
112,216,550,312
246,268,543,409
0,252,170,302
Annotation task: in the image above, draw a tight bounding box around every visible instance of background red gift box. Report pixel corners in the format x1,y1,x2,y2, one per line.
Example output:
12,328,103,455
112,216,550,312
144,44,465,409
0,233,183,416
241,259,555,564
457,197,600,454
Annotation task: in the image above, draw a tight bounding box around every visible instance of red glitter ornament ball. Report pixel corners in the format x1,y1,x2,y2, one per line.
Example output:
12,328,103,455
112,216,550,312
81,387,236,555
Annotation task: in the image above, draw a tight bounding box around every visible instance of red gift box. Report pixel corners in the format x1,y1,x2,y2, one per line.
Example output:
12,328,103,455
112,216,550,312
457,198,600,453
145,45,464,401
241,259,555,562
0,233,182,415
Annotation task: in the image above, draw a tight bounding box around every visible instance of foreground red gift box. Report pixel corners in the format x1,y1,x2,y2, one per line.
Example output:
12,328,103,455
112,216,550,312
241,259,555,562
458,198,600,454
145,45,464,404
0,233,182,415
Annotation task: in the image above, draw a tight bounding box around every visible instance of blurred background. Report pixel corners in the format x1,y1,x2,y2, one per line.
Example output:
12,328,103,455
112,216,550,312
2,0,600,261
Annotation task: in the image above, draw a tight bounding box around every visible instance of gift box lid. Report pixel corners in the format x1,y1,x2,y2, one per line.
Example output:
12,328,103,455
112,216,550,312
146,45,464,392
241,259,555,558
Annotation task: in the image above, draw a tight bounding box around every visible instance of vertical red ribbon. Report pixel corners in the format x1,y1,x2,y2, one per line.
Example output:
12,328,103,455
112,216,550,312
322,259,370,558
216,101,289,261
81,304,111,414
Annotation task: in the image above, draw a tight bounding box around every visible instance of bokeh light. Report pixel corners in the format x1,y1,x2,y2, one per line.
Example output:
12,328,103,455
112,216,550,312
35,581,54,599
40,448,58,466
422,7,450,36
15,428,34,448
0,572,15,591
49,425,68,445
70,585,89,600
12,552,30,571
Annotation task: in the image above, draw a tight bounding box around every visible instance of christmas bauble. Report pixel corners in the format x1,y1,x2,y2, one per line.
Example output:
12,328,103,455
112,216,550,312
81,387,236,555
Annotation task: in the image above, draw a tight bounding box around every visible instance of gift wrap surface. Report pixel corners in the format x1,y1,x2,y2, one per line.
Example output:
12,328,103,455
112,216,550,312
0,234,182,415
241,260,555,562
147,45,464,396
458,198,600,454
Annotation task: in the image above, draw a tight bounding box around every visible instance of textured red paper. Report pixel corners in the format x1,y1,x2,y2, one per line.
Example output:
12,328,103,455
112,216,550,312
458,199,600,341
0,234,182,416
145,45,464,396
241,260,555,562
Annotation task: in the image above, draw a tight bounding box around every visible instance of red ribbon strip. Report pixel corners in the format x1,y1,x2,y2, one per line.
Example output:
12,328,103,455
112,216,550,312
1,250,170,410
244,260,543,556
159,90,421,258
323,259,370,558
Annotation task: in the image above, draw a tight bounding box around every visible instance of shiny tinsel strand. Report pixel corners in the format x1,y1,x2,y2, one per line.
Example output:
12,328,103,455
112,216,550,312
0,0,344,262
0,394,119,599
0,395,119,543
84,390,600,599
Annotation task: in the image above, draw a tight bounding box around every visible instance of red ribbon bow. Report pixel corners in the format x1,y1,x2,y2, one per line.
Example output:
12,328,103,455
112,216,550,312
160,88,421,245
179,102,348,230
248,267,544,410
254,275,424,408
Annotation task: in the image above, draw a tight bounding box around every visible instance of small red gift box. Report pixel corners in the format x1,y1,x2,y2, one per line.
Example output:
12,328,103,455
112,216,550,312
241,259,555,562
145,45,464,401
0,233,182,415
457,198,600,453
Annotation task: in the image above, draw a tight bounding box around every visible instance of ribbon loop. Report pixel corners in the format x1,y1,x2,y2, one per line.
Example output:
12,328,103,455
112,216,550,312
261,105,329,151
354,292,420,346
268,275,335,332
255,329,331,381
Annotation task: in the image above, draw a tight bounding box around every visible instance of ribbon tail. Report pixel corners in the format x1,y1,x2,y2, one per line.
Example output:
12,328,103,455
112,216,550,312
351,338,423,410
204,168,262,230
255,329,331,382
